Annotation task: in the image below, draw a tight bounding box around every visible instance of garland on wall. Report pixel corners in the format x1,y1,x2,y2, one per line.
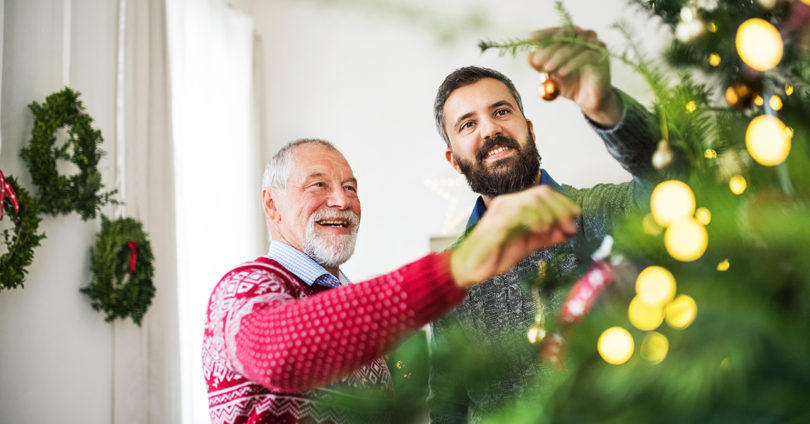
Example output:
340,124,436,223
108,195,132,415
4,87,157,325
0,172,46,291
19,87,116,220
81,216,155,326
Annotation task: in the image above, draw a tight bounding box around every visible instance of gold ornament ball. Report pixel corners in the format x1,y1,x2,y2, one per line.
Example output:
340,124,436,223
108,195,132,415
597,326,634,365
745,115,791,166
665,294,698,329
665,218,708,262
538,79,560,101
736,18,784,71
650,180,696,227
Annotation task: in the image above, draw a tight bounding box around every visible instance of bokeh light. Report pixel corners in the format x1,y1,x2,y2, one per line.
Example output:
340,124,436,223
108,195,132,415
745,115,791,166
729,175,747,195
695,207,712,225
598,327,634,365
717,259,730,271
735,18,783,71
650,180,696,227
635,266,677,306
629,296,665,331
666,294,698,329
665,218,708,262
640,331,669,364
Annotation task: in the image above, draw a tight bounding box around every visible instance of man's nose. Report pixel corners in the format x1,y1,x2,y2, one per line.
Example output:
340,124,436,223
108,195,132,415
326,186,351,209
478,116,502,140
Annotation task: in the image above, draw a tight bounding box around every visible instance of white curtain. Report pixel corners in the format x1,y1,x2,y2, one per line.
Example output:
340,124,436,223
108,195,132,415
111,0,182,422
166,1,258,423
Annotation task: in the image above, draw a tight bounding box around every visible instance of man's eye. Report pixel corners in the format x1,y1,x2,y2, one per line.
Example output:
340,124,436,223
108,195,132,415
495,109,509,117
312,182,326,188
460,121,474,131
344,186,357,192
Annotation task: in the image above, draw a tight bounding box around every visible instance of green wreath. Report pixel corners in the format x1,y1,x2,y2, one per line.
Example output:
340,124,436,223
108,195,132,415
81,215,155,325
0,175,46,291
20,87,116,220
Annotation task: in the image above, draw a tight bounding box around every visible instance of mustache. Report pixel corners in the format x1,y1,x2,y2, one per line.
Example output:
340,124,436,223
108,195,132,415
309,208,360,227
475,135,522,162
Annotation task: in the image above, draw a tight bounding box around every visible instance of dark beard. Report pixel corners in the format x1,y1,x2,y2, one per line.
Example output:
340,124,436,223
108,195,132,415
454,133,541,198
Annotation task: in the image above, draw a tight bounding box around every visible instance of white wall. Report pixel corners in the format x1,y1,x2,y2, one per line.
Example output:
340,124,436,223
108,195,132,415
0,0,119,422
249,0,670,281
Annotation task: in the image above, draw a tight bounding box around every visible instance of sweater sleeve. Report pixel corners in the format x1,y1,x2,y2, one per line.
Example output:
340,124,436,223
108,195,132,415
222,251,466,393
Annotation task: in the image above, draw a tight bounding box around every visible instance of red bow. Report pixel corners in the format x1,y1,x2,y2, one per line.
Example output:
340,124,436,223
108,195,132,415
127,241,137,273
0,170,21,220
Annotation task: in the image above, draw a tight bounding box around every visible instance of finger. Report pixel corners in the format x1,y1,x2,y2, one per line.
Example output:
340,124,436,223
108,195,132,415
554,49,602,79
529,27,562,42
542,43,588,75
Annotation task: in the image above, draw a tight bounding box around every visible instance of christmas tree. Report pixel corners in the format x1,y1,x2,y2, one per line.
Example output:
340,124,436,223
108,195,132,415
321,1,810,422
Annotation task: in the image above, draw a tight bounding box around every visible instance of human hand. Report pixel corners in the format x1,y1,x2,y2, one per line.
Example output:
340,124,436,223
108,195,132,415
528,26,622,127
450,185,581,289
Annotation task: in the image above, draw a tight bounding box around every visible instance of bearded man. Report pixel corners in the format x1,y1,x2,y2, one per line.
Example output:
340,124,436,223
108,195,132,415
203,138,584,423
428,27,659,422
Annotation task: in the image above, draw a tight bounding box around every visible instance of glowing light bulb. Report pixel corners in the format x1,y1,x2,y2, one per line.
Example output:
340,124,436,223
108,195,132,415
745,115,791,166
640,331,669,364
665,218,708,262
717,259,730,271
729,175,747,195
708,53,721,67
754,95,764,106
769,95,783,111
666,294,697,329
695,207,711,225
598,327,634,365
736,18,783,71
650,180,696,227
629,296,664,331
635,266,677,306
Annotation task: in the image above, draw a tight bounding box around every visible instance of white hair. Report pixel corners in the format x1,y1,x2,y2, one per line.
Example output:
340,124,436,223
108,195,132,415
261,138,339,191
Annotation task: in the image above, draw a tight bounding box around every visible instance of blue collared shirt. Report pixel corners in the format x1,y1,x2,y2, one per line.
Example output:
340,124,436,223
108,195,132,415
266,240,348,288
464,169,564,231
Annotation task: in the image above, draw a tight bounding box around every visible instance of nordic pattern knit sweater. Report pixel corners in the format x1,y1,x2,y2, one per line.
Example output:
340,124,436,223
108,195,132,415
429,91,658,423
204,253,466,423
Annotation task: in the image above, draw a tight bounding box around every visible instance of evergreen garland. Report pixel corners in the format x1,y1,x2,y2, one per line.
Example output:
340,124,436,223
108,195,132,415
81,215,155,326
0,176,46,291
19,87,116,220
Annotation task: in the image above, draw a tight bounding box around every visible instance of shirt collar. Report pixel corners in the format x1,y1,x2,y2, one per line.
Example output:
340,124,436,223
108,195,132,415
464,169,563,231
266,240,347,288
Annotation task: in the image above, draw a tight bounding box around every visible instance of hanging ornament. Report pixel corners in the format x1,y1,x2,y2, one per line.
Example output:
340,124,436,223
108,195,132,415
745,115,791,166
652,140,675,170
537,71,559,101
736,18,783,71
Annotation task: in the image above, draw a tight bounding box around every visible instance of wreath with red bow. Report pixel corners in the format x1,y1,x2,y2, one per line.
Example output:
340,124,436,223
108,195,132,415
80,215,155,325
0,172,46,291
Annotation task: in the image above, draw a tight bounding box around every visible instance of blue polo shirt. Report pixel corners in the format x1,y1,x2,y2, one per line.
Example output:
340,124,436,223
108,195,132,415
266,240,348,288
464,169,564,231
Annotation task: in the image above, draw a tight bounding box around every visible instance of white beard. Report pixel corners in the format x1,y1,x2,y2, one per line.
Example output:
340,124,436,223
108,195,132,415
303,209,359,268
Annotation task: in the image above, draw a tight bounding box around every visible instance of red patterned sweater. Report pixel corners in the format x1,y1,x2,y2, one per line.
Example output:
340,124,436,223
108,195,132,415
203,252,466,423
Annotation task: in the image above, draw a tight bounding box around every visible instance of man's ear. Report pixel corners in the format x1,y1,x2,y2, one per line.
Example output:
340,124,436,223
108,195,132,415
262,188,280,222
445,148,463,174
527,119,536,141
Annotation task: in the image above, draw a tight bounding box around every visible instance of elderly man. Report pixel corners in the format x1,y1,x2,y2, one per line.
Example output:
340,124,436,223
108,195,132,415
202,138,582,423
428,28,658,422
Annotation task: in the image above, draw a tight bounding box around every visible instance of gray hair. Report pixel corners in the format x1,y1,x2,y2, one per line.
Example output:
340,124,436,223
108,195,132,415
433,66,525,148
262,138,339,191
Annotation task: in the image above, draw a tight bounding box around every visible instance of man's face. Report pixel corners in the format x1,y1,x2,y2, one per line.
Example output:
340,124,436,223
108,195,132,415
442,78,541,198
267,144,361,268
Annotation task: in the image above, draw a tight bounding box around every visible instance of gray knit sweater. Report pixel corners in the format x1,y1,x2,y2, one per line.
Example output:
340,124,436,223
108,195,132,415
428,91,657,423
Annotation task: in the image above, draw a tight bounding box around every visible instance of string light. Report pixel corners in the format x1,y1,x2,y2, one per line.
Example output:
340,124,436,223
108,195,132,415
665,218,708,262
735,18,783,71
685,101,697,112
729,175,747,195
598,327,634,365
640,332,669,364
745,115,791,166
709,53,721,67
636,266,677,306
704,149,717,159
650,180,696,227
754,95,764,106
769,95,783,111
666,294,698,329
717,259,730,271
785,84,794,96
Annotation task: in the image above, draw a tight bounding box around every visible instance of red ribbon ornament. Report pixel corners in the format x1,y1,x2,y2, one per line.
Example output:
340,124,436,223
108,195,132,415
127,241,137,273
542,260,616,367
0,170,21,220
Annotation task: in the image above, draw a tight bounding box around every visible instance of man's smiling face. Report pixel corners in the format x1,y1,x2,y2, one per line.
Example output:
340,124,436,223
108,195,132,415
442,78,541,198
